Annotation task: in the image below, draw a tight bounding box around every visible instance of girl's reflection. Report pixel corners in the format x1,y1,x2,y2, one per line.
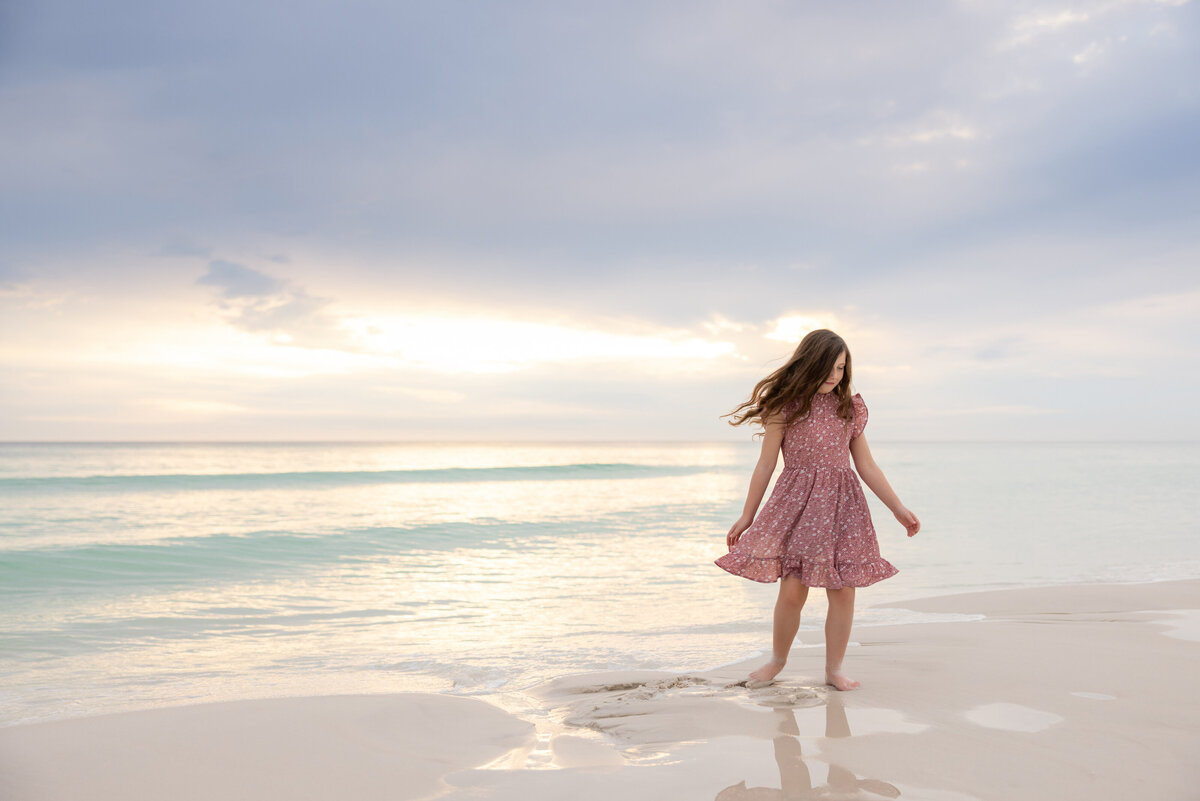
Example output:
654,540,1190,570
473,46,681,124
715,695,899,800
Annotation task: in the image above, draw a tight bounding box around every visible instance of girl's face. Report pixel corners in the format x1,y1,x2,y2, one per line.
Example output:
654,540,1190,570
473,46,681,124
819,350,847,393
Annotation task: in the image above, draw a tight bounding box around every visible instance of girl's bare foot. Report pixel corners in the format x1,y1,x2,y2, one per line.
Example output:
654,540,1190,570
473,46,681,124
825,668,860,691
748,658,786,683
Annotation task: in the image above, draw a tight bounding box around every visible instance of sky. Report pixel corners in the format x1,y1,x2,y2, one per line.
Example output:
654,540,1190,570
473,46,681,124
1,0,1197,441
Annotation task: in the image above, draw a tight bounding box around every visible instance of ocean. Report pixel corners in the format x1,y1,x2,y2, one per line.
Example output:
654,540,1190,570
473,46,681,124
2,440,1198,726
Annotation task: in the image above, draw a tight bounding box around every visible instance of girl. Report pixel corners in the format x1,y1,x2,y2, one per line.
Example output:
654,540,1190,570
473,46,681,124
715,328,920,691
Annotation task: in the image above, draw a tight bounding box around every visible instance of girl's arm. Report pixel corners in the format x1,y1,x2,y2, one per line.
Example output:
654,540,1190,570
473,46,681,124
850,434,920,536
727,414,785,547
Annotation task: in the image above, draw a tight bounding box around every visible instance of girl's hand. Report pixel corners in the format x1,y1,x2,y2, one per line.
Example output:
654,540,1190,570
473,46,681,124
894,507,920,537
726,514,754,549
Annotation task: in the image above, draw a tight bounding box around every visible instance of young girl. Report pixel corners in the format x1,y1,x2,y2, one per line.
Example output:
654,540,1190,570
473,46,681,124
715,328,920,691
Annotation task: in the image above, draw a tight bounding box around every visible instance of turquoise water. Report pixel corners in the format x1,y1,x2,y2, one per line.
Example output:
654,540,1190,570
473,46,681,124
2,441,1198,726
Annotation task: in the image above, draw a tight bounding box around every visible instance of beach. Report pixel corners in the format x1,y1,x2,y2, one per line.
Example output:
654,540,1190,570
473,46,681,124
4,577,1197,801
3,441,1199,799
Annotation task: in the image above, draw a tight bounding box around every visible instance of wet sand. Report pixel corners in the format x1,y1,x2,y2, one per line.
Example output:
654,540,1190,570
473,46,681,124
3,579,1198,800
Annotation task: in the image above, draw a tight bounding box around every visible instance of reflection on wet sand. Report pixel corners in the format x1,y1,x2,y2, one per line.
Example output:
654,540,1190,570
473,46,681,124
715,695,900,800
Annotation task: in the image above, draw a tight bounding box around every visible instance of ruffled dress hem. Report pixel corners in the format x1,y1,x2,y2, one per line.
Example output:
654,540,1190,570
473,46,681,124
713,552,898,589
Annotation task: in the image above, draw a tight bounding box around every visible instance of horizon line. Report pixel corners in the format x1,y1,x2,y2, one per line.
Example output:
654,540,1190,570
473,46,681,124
0,439,1193,446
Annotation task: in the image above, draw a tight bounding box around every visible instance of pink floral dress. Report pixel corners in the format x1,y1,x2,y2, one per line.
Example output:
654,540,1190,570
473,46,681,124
715,392,898,588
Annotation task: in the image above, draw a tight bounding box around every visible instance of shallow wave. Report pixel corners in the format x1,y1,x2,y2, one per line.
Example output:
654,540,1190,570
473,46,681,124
0,520,548,593
0,462,722,493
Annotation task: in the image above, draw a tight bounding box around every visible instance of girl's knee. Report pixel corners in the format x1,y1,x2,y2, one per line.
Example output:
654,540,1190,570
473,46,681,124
779,577,809,606
826,587,855,606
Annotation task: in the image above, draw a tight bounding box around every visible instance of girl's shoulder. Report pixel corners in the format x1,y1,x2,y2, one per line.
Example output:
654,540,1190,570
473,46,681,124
849,393,868,439
772,397,803,427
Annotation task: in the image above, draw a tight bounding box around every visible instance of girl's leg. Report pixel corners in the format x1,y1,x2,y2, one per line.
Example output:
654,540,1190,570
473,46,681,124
749,577,809,682
824,587,860,691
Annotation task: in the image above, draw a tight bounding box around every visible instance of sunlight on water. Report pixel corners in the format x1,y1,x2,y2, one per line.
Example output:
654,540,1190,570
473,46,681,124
0,470,739,551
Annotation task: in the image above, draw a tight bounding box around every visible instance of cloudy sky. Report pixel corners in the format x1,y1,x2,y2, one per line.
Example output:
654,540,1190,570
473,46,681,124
1,0,1197,441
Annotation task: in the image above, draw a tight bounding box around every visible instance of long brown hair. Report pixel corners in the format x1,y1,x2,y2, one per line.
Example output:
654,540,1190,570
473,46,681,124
723,328,855,434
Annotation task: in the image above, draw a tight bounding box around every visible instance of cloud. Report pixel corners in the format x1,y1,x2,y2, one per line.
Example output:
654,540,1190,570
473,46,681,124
158,236,212,259
0,1,1197,439
196,260,283,298
228,289,333,334
345,313,738,375
973,337,1025,361
903,404,1063,417
1008,9,1092,44
189,259,746,376
0,263,27,291
195,260,352,350
765,314,837,343
1003,1,1187,48
1,0,1194,292
137,398,260,417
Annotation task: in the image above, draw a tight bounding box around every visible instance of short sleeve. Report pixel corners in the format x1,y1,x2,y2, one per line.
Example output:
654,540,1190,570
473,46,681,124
850,393,868,440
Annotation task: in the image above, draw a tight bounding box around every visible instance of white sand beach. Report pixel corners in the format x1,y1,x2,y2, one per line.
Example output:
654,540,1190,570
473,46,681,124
3,578,1197,801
